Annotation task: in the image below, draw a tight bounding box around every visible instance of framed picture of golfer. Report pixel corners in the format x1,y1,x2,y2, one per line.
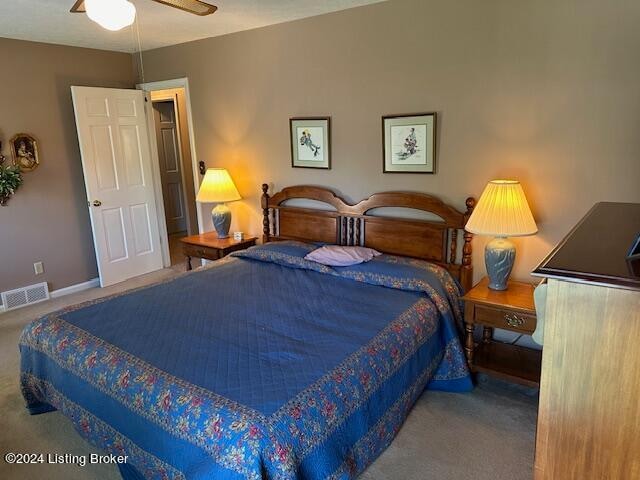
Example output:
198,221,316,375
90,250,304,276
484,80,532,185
290,117,331,169
383,113,436,173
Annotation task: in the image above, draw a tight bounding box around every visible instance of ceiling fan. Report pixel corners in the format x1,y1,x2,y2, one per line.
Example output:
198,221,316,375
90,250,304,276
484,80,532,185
71,0,217,31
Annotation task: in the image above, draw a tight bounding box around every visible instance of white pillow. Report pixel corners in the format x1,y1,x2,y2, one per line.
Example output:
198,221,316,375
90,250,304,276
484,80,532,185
304,245,381,267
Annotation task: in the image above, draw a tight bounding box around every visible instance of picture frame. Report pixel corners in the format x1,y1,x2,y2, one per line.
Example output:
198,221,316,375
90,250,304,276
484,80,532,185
290,117,331,169
382,112,436,173
10,133,40,172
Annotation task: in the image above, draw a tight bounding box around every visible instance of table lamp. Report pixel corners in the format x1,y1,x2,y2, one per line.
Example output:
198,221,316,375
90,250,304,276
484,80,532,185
465,180,538,290
196,168,241,238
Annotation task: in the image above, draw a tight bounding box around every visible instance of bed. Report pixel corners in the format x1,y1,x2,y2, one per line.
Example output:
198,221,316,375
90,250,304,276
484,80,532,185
20,185,476,480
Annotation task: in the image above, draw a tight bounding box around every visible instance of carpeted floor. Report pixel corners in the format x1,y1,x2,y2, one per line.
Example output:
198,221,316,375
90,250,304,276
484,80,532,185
0,266,538,480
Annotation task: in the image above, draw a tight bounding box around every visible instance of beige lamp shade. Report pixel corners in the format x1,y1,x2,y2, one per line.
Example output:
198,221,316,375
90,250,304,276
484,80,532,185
466,180,538,237
196,168,241,203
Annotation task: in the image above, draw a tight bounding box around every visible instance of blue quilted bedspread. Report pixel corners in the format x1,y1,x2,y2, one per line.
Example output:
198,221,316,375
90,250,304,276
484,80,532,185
19,241,471,480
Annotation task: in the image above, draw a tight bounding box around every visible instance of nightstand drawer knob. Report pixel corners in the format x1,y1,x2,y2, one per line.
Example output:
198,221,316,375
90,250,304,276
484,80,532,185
504,313,526,328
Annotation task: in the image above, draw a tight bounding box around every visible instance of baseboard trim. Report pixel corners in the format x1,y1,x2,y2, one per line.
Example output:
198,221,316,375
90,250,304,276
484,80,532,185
50,278,100,298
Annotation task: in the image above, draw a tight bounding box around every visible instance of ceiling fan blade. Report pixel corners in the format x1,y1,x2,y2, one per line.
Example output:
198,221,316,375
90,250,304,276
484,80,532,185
71,0,218,16
70,0,85,13
150,0,217,16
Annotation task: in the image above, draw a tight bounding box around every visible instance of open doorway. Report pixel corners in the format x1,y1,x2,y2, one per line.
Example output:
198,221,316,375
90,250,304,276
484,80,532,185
149,87,198,268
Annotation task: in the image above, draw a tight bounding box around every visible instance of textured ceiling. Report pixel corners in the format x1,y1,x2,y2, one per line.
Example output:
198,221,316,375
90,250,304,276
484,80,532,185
0,0,386,53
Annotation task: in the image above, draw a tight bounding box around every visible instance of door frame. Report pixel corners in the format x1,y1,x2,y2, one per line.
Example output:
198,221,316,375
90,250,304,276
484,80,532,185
137,78,203,264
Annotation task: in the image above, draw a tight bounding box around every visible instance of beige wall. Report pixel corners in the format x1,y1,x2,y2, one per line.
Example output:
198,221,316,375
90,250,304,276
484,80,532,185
2,0,638,298
138,0,640,283
0,38,134,298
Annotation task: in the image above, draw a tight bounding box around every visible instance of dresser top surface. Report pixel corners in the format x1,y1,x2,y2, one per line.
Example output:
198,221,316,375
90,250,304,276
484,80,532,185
533,202,640,290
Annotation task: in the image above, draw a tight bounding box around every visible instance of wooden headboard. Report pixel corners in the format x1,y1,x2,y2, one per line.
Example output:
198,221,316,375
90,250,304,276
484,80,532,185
261,184,476,292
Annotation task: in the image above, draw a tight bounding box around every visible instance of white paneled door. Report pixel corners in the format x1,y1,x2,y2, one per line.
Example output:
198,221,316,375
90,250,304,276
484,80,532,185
72,87,164,287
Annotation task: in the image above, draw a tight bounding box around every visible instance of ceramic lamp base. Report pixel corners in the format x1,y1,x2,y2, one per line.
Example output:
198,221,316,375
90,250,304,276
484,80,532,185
485,237,516,290
211,203,232,238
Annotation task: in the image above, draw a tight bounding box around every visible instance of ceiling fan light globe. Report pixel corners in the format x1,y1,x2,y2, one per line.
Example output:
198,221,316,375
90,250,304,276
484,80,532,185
85,0,136,31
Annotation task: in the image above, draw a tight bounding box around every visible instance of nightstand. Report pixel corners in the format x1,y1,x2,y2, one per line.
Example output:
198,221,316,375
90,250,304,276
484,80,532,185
462,277,542,387
180,232,257,270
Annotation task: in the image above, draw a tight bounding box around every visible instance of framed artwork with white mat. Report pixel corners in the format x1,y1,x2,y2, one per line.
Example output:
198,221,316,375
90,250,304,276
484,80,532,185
383,112,436,173
290,117,331,169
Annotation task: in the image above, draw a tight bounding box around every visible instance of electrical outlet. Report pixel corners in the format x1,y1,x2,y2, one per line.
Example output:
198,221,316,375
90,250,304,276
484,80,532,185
34,262,44,275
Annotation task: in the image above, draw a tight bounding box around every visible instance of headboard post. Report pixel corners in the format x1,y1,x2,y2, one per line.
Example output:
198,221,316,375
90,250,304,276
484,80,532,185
261,183,270,243
460,197,476,292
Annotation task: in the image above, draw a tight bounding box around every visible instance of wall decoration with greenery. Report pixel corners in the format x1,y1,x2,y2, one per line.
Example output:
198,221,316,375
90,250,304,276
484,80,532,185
0,153,23,206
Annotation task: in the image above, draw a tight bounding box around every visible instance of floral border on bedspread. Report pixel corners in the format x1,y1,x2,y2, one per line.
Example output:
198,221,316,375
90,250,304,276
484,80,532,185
326,353,442,480
45,256,237,318
21,242,471,479
231,245,470,385
20,289,447,479
270,298,440,459
20,314,278,480
355,253,465,325
21,373,185,480
231,245,465,331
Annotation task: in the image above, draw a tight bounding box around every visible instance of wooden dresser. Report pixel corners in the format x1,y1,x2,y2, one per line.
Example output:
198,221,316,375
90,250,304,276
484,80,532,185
532,202,640,480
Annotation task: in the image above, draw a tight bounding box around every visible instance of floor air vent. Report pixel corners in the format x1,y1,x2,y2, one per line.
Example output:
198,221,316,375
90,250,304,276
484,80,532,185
1,282,50,311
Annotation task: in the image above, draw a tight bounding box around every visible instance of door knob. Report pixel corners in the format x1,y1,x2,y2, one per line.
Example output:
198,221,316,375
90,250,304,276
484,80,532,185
92,200,102,207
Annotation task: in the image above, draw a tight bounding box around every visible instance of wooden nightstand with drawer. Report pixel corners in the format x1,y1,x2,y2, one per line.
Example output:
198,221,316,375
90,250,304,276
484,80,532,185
462,277,542,387
180,232,257,270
